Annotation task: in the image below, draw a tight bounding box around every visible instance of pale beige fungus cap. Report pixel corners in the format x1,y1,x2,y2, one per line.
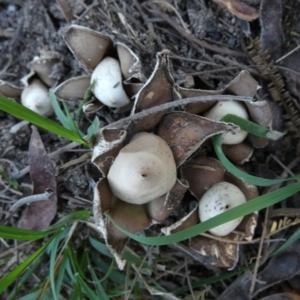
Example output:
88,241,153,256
107,132,177,204
204,100,249,144
91,56,130,108
199,181,246,236
21,79,53,116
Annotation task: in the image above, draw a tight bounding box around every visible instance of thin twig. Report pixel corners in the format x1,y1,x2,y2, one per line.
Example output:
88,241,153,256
146,3,249,57
124,242,158,300
11,142,81,179
276,44,300,63
249,207,269,294
184,255,197,300
9,189,54,212
106,95,253,129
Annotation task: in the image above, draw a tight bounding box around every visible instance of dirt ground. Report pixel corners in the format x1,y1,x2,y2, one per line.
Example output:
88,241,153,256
1,0,300,299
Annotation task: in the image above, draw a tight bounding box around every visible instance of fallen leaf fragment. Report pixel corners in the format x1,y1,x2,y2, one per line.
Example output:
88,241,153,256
212,0,259,21
18,127,57,230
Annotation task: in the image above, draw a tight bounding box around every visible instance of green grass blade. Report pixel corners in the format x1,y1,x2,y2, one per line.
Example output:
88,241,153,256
0,211,89,240
75,80,95,122
49,92,70,129
0,226,51,240
66,243,87,279
89,237,113,257
0,94,89,146
55,252,69,296
79,276,109,300
45,210,90,232
106,181,300,245
8,255,44,299
79,248,89,273
65,256,76,282
174,265,250,295
0,234,57,294
18,290,43,300
213,134,300,186
90,254,126,285
87,116,100,137
221,114,285,140
98,259,115,283
69,275,83,300
0,170,19,188
49,233,62,300
61,100,85,137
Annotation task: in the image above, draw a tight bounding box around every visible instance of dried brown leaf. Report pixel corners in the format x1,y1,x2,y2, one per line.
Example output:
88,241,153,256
18,127,57,230
212,0,259,21
260,0,283,60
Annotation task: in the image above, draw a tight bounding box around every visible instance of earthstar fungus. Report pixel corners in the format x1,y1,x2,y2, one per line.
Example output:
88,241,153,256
54,25,145,113
198,181,247,236
107,132,177,204
91,51,246,269
163,158,259,269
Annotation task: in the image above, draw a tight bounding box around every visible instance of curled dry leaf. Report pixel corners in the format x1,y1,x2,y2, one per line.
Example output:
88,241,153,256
18,127,57,230
162,162,258,269
54,25,145,112
212,0,259,21
260,0,283,61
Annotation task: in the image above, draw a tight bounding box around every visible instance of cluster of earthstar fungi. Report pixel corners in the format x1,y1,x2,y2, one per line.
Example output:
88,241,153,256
0,25,278,270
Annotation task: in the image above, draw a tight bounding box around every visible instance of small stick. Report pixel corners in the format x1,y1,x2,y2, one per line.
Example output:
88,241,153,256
10,120,29,134
9,189,54,212
249,207,269,294
106,95,253,130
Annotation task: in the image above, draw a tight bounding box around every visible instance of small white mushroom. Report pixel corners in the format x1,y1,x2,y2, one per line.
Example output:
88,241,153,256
204,100,249,144
107,132,177,205
21,79,53,116
199,182,246,236
91,57,130,108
